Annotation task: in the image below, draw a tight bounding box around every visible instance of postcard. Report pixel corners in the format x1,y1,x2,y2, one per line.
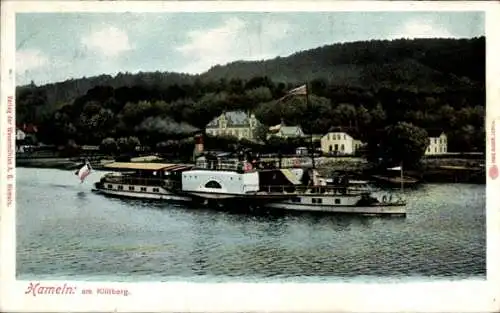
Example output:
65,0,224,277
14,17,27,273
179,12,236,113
1,1,499,312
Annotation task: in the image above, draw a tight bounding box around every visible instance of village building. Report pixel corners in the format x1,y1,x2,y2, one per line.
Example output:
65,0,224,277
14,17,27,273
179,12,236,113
205,111,260,141
425,130,448,155
16,123,39,153
320,130,365,155
267,120,305,139
16,128,26,141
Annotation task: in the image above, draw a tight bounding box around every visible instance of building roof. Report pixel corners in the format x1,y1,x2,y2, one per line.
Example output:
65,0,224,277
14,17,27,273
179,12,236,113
323,127,359,140
17,124,38,133
328,126,359,134
206,111,259,128
279,125,304,136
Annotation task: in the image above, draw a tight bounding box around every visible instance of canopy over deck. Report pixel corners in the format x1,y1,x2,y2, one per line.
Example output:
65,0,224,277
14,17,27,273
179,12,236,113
104,162,193,171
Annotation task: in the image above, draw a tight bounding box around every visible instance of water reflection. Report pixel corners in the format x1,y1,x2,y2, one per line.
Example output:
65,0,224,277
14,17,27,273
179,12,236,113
16,168,486,280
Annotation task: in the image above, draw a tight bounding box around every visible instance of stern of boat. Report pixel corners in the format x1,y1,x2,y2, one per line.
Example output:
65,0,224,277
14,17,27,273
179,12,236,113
357,192,407,207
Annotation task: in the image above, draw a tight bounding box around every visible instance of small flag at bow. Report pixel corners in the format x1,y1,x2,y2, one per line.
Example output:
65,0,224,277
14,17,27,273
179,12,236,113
75,160,92,183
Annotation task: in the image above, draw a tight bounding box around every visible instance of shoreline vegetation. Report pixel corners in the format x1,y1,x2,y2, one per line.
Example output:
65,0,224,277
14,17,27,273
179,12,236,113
16,153,485,184
16,37,485,180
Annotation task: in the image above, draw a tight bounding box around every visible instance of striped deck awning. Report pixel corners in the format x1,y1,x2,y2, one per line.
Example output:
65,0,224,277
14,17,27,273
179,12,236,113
104,162,193,171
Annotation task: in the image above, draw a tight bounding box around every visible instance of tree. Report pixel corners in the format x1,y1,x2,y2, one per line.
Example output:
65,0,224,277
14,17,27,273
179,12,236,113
253,123,269,143
117,136,141,153
100,137,118,155
374,122,429,168
450,124,476,152
15,37,485,156
245,86,273,103
370,102,387,127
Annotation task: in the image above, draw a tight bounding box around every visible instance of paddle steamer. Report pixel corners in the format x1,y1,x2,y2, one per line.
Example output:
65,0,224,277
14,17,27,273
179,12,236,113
92,162,193,202
92,134,407,216
178,153,406,216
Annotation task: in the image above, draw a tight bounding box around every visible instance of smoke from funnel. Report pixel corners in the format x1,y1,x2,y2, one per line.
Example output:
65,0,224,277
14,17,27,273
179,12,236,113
135,116,199,135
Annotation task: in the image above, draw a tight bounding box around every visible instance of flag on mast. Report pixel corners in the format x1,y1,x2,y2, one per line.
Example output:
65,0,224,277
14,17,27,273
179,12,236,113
287,84,307,96
268,123,282,132
277,84,308,102
387,166,402,171
75,160,92,183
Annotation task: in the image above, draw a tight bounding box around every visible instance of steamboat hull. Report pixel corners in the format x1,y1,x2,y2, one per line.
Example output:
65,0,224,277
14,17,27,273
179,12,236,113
183,191,294,207
92,182,191,202
265,201,406,217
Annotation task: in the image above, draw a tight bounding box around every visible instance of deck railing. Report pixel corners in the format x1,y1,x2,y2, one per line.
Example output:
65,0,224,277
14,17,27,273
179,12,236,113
258,184,371,195
195,160,242,171
101,175,179,188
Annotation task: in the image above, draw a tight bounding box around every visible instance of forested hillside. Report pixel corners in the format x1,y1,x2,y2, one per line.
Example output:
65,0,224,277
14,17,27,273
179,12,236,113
202,37,484,88
16,37,485,163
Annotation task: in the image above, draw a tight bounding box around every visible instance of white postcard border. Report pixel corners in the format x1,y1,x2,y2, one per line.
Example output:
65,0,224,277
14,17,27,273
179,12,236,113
1,1,498,312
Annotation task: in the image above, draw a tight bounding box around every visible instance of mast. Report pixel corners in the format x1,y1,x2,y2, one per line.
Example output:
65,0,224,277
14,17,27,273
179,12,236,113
306,82,316,169
400,161,404,193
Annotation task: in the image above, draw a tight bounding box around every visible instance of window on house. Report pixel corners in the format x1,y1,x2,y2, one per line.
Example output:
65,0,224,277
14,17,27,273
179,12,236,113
334,144,339,151
341,144,345,151
344,134,346,140
329,145,333,152
107,184,112,189
335,199,341,204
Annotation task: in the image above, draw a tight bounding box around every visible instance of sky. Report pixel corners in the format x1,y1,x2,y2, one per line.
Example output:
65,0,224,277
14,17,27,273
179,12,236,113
15,11,484,86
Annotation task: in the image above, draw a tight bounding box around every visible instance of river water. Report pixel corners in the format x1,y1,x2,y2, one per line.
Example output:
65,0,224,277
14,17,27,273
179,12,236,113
16,167,486,282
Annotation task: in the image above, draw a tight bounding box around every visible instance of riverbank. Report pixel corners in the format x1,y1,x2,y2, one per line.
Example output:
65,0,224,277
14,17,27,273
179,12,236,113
316,157,485,184
16,155,485,184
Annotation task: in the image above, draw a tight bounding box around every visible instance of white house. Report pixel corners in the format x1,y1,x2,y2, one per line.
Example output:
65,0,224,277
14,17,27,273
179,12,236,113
320,131,364,155
205,111,260,141
425,131,447,155
16,128,26,141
